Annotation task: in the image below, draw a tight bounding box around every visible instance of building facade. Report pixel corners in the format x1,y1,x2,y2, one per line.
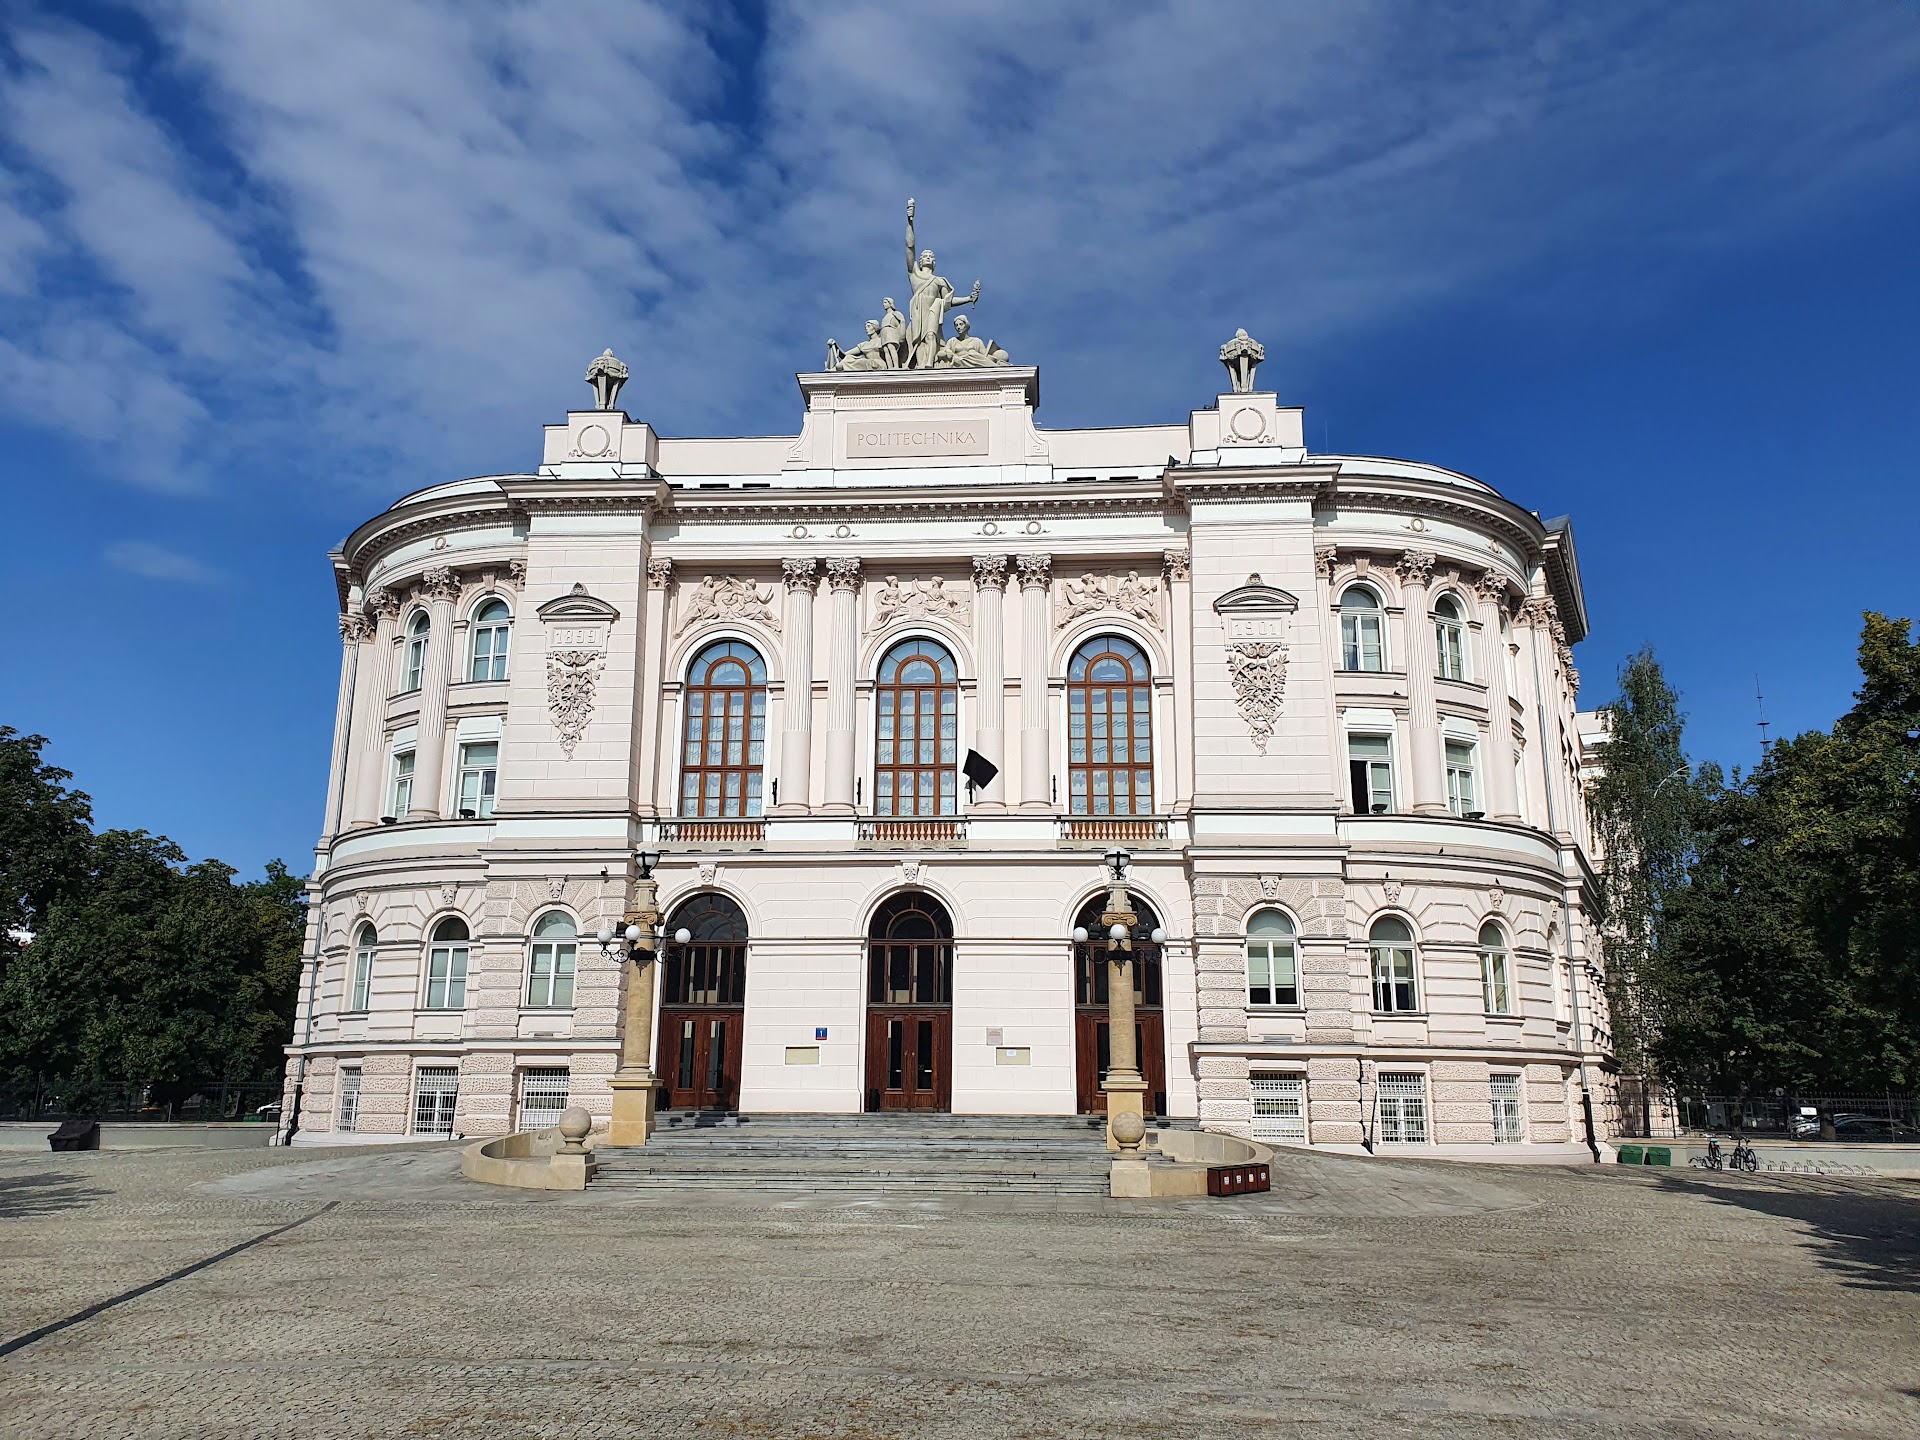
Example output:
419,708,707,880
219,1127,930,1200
283,329,1613,1161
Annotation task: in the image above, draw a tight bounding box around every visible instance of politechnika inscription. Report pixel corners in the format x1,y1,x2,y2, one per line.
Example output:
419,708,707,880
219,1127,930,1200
845,421,989,459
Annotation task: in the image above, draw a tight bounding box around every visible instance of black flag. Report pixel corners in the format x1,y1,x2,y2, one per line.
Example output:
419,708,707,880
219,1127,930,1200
962,749,999,791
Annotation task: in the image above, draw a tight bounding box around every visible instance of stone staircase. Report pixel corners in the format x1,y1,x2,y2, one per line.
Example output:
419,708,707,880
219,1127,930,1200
590,1112,1120,1196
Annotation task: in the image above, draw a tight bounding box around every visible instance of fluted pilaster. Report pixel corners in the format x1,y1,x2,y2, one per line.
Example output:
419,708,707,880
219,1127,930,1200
823,558,861,811
779,559,819,810
1017,553,1052,809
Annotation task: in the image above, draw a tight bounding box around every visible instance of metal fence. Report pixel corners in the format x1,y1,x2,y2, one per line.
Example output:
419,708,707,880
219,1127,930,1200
0,1079,285,1124
1614,1079,1919,1142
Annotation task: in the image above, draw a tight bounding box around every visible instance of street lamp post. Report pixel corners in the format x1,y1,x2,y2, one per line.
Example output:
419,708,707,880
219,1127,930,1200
1097,847,1151,1154
608,848,668,1147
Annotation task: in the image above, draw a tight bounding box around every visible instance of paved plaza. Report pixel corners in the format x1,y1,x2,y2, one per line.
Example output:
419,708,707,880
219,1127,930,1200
1,1141,1916,1439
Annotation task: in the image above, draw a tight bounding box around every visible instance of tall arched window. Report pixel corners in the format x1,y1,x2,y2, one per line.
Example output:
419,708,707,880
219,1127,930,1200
867,890,955,1111
658,892,751,1111
680,641,767,817
1068,635,1153,816
869,891,954,1004
350,924,377,1012
1339,586,1385,672
1433,594,1468,681
1479,920,1513,1015
875,638,958,817
525,911,577,1008
1246,910,1298,1007
403,611,430,693
1369,915,1418,1013
424,917,469,1009
469,598,511,682
663,892,750,1006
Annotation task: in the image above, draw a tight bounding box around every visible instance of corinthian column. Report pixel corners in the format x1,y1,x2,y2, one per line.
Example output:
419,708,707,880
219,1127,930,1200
407,567,461,820
1398,551,1446,816
1016,553,1052,810
1476,573,1522,822
322,609,371,841
823,558,862,812
779,558,819,811
349,588,401,826
971,555,1008,806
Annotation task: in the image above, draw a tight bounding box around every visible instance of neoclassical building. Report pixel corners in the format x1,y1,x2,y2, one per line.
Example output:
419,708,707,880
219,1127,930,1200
282,269,1613,1161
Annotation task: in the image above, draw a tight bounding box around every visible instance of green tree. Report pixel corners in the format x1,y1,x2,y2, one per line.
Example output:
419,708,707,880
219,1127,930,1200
1586,648,1694,1080
0,729,95,990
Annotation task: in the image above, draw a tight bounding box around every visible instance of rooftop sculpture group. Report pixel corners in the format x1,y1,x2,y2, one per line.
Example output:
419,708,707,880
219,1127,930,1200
827,199,1011,372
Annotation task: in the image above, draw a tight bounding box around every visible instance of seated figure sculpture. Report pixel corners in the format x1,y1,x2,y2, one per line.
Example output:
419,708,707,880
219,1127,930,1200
828,319,890,372
935,314,1009,368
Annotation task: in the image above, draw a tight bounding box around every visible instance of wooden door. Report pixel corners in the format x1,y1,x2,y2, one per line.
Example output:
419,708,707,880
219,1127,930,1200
866,1009,952,1112
1074,1012,1166,1116
657,1008,743,1111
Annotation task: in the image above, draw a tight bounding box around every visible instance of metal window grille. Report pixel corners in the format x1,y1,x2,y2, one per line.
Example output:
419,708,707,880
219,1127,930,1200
412,1066,460,1137
1377,1071,1428,1144
337,1069,361,1133
517,1067,571,1130
1251,1074,1307,1143
1490,1073,1523,1143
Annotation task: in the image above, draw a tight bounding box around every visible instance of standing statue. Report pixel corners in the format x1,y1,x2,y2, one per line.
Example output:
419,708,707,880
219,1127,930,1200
904,197,980,368
878,298,908,368
585,348,629,410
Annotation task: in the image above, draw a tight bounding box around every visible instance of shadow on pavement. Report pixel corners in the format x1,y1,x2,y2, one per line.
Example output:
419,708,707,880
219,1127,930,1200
1653,1171,1920,1293
0,1170,105,1220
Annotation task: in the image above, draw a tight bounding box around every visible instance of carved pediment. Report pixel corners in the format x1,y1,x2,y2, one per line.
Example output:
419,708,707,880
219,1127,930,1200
535,583,621,623
1212,577,1300,616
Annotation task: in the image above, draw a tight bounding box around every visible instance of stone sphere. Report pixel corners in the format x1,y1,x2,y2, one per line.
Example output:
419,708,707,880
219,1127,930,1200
1110,1111,1147,1147
557,1106,592,1142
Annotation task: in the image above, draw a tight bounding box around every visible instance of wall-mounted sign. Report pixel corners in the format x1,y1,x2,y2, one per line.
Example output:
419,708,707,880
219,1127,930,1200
814,1026,829,1041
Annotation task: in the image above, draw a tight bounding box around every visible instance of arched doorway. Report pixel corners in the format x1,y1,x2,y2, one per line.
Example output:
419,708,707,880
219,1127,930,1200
865,891,953,1111
656,892,748,1111
1072,893,1166,1115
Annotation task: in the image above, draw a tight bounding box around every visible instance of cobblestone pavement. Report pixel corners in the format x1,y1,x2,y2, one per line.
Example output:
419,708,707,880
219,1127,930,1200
1,1142,1916,1439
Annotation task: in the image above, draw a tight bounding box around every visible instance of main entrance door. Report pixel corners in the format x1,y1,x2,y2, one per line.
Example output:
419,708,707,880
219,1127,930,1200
1072,893,1167,1115
865,891,954,1111
656,892,749,1111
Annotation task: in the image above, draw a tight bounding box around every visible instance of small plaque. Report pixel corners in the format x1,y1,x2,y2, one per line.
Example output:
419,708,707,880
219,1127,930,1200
995,1048,1031,1067
814,1026,829,1041
985,1027,1004,1046
784,1046,820,1066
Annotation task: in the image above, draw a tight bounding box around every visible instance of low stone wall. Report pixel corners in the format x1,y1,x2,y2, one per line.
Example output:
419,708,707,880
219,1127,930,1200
0,1122,276,1152
460,1125,597,1191
1111,1129,1275,1198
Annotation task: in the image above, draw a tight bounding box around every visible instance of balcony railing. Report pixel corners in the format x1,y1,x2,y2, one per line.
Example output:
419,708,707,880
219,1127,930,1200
1058,816,1170,843
856,818,968,848
657,819,766,845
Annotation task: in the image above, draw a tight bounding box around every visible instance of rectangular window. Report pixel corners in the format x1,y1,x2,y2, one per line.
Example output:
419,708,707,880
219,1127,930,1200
1435,618,1467,681
1513,752,1527,823
336,1068,361,1133
456,741,498,819
387,748,415,819
1376,1071,1428,1144
1347,733,1394,814
425,942,468,1009
1371,944,1418,1013
1482,947,1513,1015
1341,612,1385,672
516,1067,570,1130
350,942,374,1012
1246,939,1299,1007
1251,1074,1307,1144
412,1066,459,1137
1445,739,1478,817
526,937,577,1008
1491,1073,1523,1143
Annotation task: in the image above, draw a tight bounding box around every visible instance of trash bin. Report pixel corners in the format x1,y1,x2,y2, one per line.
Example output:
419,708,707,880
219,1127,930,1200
1617,1144,1644,1165
49,1117,100,1152
1643,1146,1672,1167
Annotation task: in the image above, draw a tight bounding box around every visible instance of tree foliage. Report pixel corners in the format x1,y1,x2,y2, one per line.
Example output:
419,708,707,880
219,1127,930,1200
0,731,304,1084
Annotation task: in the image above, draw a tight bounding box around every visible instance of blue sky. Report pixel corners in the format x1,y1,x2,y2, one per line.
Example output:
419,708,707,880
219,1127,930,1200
3,1,1918,877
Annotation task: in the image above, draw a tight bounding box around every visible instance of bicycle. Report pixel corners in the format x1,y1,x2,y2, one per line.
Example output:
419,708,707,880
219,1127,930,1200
1729,1136,1760,1173
1689,1135,1761,1173
1689,1136,1724,1170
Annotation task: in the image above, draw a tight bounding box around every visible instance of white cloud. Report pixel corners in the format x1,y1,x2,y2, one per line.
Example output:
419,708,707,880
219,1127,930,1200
104,540,222,584
0,1,1915,496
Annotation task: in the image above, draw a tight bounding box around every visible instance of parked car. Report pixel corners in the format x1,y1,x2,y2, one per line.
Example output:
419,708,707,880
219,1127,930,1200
1788,1111,1822,1139
1829,1114,1919,1143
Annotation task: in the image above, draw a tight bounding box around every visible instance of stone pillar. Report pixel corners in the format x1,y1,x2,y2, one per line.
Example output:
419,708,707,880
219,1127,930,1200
633,557,672,816
970,554,1008,806
1016,553,1052,810
405,567,460,820
1476,573,1522,822
1398,551,1446,816
823,558,862,812
778,558,819,812
1520,595,1571,838
1163,549,1194,812
1100,878,1148,1152
323,610,369,840
608,873,663,1147
1314,546,1348,809
349,590,401,826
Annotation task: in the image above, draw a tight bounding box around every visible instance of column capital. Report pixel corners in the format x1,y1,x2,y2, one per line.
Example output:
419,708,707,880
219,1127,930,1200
338,612,376,644
507,558,527,588
420,565,461,604
646,557,674,589
1161,549,1190,584
1015,553,1051,588
782,557,820,593
1395,550,1435,587
826,557,863,591
1314,545,1338,580
1474,570,1510,606
971,554,1010,590
367,585,402,619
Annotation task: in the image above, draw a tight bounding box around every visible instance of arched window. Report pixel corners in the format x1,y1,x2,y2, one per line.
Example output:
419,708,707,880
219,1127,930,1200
1479,921,1513,1015
1339,587,1385,672
875,638,958,817
1067,635,1153,816
525,911,577,1008
1246,910,1298,1007
424,917,469,1009
1369,915,1418,1013
469,598,511,682
403,611,431,693
868,891,953,1004
350,924,377,1012
1433,594,1467,681
663,893,749,1006
1073,893,1164,1009
680,641,767,818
